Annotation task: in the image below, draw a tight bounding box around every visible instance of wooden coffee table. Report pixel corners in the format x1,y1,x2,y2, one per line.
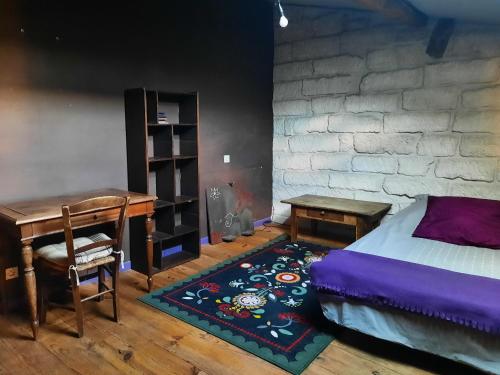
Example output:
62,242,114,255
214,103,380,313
281,195,392,243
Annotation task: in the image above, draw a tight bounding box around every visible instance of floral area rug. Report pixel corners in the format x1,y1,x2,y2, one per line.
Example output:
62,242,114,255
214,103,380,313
138,235,335,374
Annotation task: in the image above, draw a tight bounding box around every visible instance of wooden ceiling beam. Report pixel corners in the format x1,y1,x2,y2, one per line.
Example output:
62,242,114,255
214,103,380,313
342,0,427,26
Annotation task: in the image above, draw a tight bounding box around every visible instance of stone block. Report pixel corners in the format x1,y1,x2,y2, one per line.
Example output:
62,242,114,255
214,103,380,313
312,96,345,114
313,187,355,199
398,157,434,176
447,29,500,59
453,111,500,133
354,134,420,155
275,17,314,44
289,134,340,152
273,100,311,116
275,43,292,64
417,134,459,156
339,133,354,151
340,27,398,55
312,13,344,36
273,81,304,101
449,182,500,200
273,136,289,152
328,113,382,133
367,44,430,72
361,68,423,93
460,135,500,157
435,158,496,182
274,61,313,82
329,172,384,192
273,170,284,185
274,153,310,170
292,37,340,60
383,176,448,197
354,191,414,214
314,55,365,76
425,59,500,86
384,113,450,133
274,117,285,135
303,76,361,96
345,93,400,113
462,86,500,110
283,171,330,186
403,87,459,111
285,115,328,134
352,156,398,174
311,153,352,171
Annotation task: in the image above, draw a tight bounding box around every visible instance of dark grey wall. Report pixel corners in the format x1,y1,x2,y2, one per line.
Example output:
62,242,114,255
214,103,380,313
0,0,274,256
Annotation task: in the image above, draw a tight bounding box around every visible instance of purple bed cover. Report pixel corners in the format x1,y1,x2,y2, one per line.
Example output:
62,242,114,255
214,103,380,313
310,250,500,335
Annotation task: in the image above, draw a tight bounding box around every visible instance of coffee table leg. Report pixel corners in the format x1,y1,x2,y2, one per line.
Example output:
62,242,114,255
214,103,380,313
355,218,369,240
290,206,298,242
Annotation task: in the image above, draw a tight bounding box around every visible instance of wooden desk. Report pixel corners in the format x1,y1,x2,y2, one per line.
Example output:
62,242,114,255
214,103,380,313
0,188,156,340
281,195,391,243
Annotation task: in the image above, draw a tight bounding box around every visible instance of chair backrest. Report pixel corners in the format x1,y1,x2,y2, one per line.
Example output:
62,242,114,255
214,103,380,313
61,196,130,266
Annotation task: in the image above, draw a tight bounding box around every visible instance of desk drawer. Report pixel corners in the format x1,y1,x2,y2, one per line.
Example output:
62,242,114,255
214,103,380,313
31,209,121,238
26,202,153,240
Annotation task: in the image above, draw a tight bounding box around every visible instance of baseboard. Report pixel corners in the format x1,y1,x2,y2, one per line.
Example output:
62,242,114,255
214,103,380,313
82,217,272,285
199,216,272,245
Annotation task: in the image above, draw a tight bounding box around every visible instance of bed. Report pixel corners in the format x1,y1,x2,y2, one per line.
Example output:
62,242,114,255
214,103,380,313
313,196,500,374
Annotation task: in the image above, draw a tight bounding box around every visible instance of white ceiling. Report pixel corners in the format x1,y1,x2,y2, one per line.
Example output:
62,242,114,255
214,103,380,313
286,0,500,24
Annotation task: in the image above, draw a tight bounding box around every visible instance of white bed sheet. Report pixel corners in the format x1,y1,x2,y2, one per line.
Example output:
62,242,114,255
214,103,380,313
318,196,500,374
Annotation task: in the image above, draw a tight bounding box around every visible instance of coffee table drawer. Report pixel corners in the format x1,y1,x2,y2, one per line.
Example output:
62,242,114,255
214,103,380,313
307,209,344,222
296,207,345,222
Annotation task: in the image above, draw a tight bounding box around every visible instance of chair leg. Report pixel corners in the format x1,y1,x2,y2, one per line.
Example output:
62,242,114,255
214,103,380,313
112,258,120,323
37,278,47,325
97,265,105,302
70,272,84,338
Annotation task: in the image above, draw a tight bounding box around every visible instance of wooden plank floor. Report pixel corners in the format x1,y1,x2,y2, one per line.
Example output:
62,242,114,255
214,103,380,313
0,225,483,375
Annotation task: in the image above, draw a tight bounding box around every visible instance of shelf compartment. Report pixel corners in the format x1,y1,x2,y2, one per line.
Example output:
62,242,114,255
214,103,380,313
149,155,197,163
172,224,198,237
173,125,197,157
153,231,199,270
148,123,196,127
152,230,173,244
175,158,199,198
155,200,174,210
148,161,174,202
149,156,171,163
172,155,197,160
153,248,198,270
175,195,198,205
175,202,199,229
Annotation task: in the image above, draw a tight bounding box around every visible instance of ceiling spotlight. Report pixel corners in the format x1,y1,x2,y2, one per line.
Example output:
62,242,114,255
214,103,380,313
278,0,288,28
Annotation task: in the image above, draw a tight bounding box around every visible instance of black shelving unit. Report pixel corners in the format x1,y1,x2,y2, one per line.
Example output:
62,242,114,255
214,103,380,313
124,88,200,275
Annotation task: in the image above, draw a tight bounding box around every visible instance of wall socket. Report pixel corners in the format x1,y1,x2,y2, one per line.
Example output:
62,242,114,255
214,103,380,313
224,154,230,163
5,267,19,280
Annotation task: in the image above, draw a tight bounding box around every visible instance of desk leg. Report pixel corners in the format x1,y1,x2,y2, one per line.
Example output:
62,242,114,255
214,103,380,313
145,214,154,292
21,240,38,340
290,207,298,242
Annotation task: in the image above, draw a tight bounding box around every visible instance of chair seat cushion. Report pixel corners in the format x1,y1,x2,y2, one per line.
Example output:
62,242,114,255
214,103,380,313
35,233,114,266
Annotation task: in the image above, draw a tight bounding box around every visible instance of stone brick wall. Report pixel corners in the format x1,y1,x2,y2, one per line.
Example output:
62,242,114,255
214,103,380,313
272,7,500,223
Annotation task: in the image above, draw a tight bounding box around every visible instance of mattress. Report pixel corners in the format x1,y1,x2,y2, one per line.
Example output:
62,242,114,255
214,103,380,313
318,196,500,374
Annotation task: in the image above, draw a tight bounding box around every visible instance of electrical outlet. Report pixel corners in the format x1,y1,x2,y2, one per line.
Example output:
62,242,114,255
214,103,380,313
224,154,230,163
5,267,18,280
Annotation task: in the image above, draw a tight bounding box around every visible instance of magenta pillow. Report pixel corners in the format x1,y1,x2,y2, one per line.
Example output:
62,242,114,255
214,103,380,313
413,196,500,249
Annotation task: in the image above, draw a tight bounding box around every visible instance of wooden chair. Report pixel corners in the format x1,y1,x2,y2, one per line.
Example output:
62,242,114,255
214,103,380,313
34,195,130,337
